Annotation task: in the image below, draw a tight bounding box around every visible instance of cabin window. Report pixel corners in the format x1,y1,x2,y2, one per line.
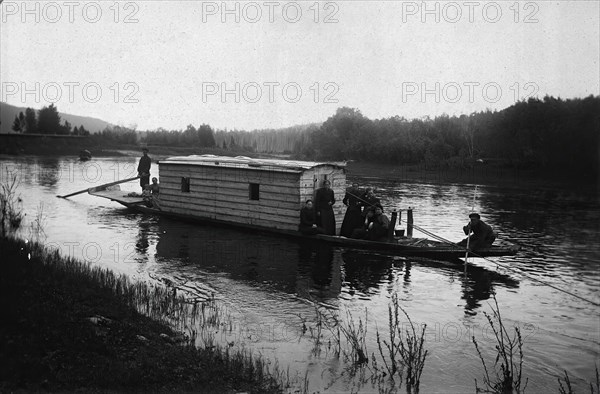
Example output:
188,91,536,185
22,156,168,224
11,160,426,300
181,177,190,193
249,183,260,200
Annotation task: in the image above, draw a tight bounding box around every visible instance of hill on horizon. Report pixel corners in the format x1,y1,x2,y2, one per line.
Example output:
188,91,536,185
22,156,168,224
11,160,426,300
0,102,112,134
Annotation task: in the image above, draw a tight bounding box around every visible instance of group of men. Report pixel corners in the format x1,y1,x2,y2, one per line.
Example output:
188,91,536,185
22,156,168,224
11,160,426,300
340,184,389,240
299,181,497,250
137,148,160,209
299,182,391,242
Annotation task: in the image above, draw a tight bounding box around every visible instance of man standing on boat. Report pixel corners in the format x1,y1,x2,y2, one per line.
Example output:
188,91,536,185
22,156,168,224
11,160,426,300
458,213,496,250
137,147,151,192
341,183,363,237
315,180,336,235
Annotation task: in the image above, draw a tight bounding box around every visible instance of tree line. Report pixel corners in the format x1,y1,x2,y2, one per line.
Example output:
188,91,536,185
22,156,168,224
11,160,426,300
11,96,598,177
301,96,598,174
212,124,317,153
141,124,216,148
11,104,91,136
203,95,598,176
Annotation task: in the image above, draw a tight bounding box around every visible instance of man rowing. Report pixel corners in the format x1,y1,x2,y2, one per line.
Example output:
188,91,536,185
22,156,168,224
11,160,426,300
457,213,496,251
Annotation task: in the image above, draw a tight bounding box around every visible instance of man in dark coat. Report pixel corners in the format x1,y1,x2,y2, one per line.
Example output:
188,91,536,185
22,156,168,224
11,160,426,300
314,180,336,235
299,200,325,235
351,204,389,241
367,205,390,241
137,148,151,192
361,188,381,217
340,183,363,237
457,213,496,250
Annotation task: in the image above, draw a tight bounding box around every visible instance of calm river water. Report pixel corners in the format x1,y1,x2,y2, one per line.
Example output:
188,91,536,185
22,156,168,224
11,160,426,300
2,156,599,393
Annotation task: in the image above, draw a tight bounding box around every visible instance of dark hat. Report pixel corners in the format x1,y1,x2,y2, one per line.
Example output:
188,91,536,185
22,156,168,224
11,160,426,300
142,147,149,152
469,213,480,219
375,204,383,212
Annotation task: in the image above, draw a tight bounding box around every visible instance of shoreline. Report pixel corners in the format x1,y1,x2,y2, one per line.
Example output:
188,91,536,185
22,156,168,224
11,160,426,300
0,235,286,393
0,138,597,192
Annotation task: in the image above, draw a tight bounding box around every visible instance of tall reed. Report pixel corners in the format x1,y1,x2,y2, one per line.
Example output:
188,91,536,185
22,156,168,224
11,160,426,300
558,365,599,394
0,172,23,237
339,308,369,365
375,294,428,392
472,293,528,393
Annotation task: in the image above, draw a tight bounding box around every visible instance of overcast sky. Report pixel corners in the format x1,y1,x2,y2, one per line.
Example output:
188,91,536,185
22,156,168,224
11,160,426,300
1,1,598,130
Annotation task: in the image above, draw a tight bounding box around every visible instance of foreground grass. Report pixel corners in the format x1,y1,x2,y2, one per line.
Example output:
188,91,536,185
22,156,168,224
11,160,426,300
0,236,285,393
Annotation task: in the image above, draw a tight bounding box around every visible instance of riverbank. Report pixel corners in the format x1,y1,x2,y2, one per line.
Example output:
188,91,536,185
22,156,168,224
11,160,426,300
1,134,596,191
0,236,285,393
0,134,240,158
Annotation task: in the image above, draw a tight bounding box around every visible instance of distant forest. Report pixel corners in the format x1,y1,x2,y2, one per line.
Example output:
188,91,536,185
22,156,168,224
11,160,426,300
304,96,599,175
168,95,597,176
10,103,92,136
8,96,599,176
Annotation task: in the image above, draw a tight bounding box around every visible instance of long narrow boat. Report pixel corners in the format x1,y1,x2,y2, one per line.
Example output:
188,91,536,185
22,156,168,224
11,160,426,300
88,188,519,261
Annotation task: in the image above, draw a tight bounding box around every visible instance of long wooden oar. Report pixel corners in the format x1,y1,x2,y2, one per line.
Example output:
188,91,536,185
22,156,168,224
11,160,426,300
464,185,478,274
58,176,139,199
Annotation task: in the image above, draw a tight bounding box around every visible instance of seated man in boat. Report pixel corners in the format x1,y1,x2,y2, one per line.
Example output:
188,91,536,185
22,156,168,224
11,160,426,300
299,199,326,235
142,184,153,207
361,188,381,217
351,205,389,241
366,205,390,241
457,213,496,250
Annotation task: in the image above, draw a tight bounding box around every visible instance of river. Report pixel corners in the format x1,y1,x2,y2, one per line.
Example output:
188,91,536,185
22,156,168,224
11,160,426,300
1,155,598,393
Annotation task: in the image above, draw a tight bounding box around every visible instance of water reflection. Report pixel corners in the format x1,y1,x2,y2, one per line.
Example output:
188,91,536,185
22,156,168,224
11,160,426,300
341,250,519,313
297,242,341,300
459,263,519,313
154,218,303,294
341,250,397,296
36,158,62,187
135,216,152,256
142,215,519,313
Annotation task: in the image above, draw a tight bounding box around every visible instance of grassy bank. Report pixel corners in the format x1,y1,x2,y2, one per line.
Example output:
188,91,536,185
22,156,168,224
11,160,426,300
0,236,286,393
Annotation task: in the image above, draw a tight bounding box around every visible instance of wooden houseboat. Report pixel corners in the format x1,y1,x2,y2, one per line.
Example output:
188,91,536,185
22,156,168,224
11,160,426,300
158,155,347,233
75,154,519,260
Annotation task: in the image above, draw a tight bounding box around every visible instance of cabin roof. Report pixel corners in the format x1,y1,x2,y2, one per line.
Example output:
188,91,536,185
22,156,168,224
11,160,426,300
159,155,346,173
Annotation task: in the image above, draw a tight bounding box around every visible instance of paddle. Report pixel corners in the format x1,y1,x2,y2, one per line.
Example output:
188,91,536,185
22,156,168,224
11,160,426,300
57,176,140,199
464,185,478,274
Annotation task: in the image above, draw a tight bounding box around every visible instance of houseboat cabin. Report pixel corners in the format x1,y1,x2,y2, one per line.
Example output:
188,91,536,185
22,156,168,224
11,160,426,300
157,155,347,233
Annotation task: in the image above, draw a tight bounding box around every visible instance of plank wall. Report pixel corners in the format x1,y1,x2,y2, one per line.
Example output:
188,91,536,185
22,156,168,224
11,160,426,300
159,163,303,231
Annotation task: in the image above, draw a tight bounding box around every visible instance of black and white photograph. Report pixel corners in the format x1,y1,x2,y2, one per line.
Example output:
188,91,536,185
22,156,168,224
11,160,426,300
1,1,598,392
